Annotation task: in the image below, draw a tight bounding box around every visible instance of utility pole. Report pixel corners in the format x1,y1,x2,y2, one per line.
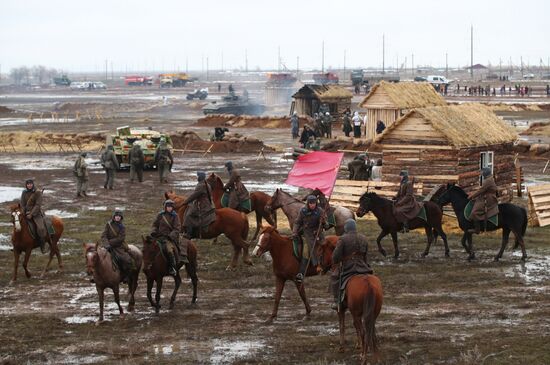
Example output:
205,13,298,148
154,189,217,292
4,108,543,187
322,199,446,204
111,61,114,80
396,54,399,75
278,46,281,72
321,41,325,73
521,56,524,77
411,53,414,77
296,56,300,81
186,57,188,73
221,51,224,72
382,34,385,74
105,59,108,81
206,56,209,81
470,25,474,79
245,49,248,73
343,50,346,82
499,58,502,78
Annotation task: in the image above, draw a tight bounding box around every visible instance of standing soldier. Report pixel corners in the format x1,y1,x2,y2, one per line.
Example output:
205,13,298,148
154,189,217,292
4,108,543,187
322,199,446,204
393,170,421,232
20,179,49,252
330,219,373,310
290,111,299,139
128,142,145,183
151,200,183,275
73,152,88,197
342,110,352,137
100,210,136,283
292,195,328,283
467,167,499,234
322,112,333,138
101,145,119,190
183,171,216,240
223,161,250,212
155,138,173,184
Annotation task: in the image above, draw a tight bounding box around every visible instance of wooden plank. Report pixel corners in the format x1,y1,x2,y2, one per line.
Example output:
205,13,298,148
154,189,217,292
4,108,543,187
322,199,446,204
531,195,550,205
382,144,454,150
528,189,550,197
537,217,550,227
335,180,399,187
527,184,550,192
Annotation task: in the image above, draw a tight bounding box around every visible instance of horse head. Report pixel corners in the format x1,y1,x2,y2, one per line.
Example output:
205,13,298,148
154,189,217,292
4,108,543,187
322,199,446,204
9,203,22,232
268,188,283,210
316,236,338,274
357,192,377,217
141,235,160,268
253,225,277,257
206,173,223,191
83,242,99,277
437,183,466,207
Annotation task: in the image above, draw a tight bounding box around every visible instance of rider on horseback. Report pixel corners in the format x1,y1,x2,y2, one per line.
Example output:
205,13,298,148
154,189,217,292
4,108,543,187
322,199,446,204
393,170,421,233
151,200,182,276
100,210,135,283
183,171,216,239
223,161,250,212
20,179,48,253
293,195,329,283
467,167,499,234
331,219,373,310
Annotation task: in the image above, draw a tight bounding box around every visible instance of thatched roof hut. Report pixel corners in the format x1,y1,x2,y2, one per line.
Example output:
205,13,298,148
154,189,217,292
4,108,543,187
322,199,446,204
375,103,518,198
359,81,446,140
292,84,352,118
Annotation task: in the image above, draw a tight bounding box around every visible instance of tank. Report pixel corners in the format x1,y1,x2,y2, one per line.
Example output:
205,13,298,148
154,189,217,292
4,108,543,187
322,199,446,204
202,92,266,116
106,126,172,169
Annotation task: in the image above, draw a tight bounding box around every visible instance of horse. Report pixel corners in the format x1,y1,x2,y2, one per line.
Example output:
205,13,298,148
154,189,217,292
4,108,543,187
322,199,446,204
317,237,383,364
252,226,319,324
267,188,355,236
142,235,198,313
8,203,64,284
165,191,251,270
356,192,449,259
437,183,528,261
83,242,142,323
206,173,277,240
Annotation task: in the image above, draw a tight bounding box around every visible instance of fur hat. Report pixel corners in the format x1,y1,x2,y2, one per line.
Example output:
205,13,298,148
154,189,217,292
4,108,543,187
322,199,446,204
344,219,356,233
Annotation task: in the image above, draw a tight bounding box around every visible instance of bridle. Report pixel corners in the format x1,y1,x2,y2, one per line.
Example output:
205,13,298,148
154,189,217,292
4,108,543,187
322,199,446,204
253,232,269,256
11,210,22,232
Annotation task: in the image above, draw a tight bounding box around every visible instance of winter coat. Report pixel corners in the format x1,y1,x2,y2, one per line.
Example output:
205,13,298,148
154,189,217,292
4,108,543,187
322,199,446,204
184,181,216,227
468,176,499,220
101,149,119,170
152,211,181,243
74,156,88,178
129,145,145,167
224,169,249,209
331,231,373,297
393,180,422,222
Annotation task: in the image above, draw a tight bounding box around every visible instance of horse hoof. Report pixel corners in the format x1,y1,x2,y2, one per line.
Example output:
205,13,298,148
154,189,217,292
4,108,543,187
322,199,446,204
494,256,500,262
380,250,387,257
169,302,175,310
225,265,236,271
127,306,135,312
119,313,126,320
25,272,32,279
445,252,450,258
421,252,428,258
338,346,345,353
521,255,527,261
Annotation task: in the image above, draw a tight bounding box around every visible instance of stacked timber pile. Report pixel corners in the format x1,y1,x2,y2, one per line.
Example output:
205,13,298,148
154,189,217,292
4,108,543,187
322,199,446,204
375,103,518,199
170,130,273,153
196,114,313,128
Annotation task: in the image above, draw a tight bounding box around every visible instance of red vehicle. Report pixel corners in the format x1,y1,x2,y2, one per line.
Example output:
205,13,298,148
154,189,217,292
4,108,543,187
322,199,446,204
124,76,153,86
313,72,339,84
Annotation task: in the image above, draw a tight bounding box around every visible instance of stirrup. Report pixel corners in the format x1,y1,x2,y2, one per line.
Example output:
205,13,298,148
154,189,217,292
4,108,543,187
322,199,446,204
295,273,304,283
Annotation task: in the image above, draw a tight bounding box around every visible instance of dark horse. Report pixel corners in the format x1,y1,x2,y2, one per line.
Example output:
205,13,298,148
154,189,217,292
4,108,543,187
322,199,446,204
142,236,198,313
438,183,528,261
356,192,449,258
317,236,383,364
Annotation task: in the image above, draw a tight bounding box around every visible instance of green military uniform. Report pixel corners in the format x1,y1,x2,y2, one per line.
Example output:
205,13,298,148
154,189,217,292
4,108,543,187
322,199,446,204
155,140,173,184
73,152,88,197
100,211,135,281
183,172,216,238
20,179,48,252
151,200,182,274
101,145,119,189
224,162,250,212
129,143,145,183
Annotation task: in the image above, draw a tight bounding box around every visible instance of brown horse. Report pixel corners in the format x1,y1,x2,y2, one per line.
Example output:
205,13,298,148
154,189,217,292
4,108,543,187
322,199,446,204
357,192,449,259
165,191,251,270
8,203,64,284
317,237,383,364
252,225,318,324
83,243,142,323
142,235,199,313
206,173,277,240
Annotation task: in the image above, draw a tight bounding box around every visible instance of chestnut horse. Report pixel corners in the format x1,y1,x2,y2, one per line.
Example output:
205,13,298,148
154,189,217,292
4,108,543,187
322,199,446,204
252,226,319,324
206,173,277,240
165,191,251,270
83,243,142,323
317,237,383,364
142,235,199,313
357,192,449,259
8,203,64,284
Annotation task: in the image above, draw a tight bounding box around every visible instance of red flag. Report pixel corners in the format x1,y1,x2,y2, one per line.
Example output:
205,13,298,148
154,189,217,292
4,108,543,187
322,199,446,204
285,151,344,197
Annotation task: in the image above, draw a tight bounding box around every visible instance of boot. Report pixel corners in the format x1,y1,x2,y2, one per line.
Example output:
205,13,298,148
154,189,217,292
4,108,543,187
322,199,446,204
402,221,409,234
180,253,190,265
295,258,308,283
39,237,46,254
167,252,177,277
467,220,481,234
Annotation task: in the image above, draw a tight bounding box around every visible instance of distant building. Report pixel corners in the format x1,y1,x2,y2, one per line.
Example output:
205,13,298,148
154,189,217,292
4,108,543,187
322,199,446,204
291,84,352,118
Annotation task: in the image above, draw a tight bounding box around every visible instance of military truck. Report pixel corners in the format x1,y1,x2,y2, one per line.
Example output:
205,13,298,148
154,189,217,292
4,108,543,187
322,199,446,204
106,126,172,169
53,75,71,86
202,92,266,115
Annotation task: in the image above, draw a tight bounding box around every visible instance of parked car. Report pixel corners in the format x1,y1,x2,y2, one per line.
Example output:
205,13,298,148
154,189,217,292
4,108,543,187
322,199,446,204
414,76,427,82
426,75,449,84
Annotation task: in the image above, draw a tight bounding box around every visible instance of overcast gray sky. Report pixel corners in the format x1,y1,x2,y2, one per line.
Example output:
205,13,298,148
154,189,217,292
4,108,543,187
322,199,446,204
1,0,549,73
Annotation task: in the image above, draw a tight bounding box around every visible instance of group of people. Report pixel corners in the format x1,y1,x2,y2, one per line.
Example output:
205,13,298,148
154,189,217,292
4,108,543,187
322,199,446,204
73,138,175,197
347,153,383,181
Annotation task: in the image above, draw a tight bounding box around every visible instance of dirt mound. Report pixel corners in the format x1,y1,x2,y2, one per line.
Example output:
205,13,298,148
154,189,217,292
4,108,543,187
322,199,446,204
0,105,15,113
0,131,104,152
321,138,377,152
196,114,314,128
170,130,274,153
54,102,153,115
488,103,550,112
522,121,550,137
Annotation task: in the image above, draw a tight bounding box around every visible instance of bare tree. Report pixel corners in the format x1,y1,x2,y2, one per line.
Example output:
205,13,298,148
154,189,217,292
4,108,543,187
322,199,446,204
32,65,48,84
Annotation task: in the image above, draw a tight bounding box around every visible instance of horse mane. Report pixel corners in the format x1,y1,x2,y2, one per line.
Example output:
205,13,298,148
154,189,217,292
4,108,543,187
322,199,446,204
449,184,469,199
359,191,392,206
207,173,224,189
278,189,303,204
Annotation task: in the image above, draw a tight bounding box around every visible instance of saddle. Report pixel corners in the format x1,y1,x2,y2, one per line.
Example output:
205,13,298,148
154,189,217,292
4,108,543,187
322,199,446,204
26,216,55,240
221,192,251,213
464,201,498,227
292,236,304,261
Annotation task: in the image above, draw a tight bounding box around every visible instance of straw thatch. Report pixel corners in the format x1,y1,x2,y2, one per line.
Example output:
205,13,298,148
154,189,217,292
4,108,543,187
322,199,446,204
359,81,446,109
292,84,352,101
377,103,518,147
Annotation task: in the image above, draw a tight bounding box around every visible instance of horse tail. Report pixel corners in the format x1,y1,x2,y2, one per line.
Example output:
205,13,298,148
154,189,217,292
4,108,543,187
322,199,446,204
521,207,528,237
362,280,378,355
241,212,250,242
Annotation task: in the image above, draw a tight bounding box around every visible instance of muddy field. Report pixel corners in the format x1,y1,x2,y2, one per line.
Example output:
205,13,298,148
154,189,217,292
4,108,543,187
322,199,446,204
1,89,550,364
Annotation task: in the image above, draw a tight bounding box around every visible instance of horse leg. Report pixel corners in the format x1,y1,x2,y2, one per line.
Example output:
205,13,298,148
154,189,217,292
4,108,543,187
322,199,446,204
252,212,262,241
96,286,105,324
390,231,399,259
146,277,156,310
352,314,364,352
10,250,21,284
128,275,137,312
460,233,470,254
267,277,285,324
495,228,511,262
113,285,125,319
242,244,253,266
169,273,182,309
185,263,199,304
375,229,389,257
422,226,434,257
54,242,64,272
227,244,240,271
515,231,528,261
41,247,56,278
338,309,346,353
436,225,450,257
295,281,312,318
23,248,32,279
155,279,163,313
467,233,475,261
